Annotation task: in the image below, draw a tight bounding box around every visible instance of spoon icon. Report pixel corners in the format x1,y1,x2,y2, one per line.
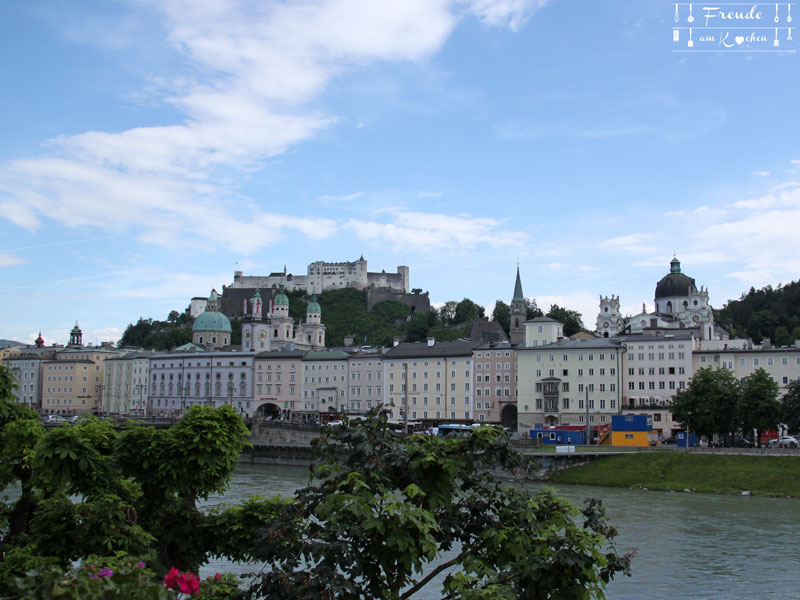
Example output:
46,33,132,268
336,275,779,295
775,3,780,22
788,4,792,23
688,4,695,22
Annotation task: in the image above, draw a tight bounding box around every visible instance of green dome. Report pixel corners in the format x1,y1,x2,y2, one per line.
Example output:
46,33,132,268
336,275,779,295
193,311,232,333
307,295,321,314
274,286,289,306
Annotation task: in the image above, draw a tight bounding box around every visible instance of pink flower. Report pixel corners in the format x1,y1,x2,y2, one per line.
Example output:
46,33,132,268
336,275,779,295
215,573,221,581
163,567,181,589
137,562,146,568
177,572,200,595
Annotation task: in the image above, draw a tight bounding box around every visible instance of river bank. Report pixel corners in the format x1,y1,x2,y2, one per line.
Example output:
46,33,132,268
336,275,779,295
547,452,800,497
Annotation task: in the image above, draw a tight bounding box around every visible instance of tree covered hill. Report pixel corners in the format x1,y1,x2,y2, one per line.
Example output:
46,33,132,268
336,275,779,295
714,281,800,345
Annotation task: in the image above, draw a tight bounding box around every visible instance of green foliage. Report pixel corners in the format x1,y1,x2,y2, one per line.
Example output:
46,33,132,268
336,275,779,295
739,368,780,440
242,410,631,600
671,367,740,437
780,380,800,433
119,308,193,350
672,367,781,440
715,281,800,344
0,374,253,583
546,304,584,337
491,300,510,334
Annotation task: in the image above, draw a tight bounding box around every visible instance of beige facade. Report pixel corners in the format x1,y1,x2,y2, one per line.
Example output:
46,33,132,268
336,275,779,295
618,333,693,438
383,340,476,422
254,351,305,418
346,351,383,413
692,342,800,394
301,350,350,419
472,342,516,424
41,348,121,415
517,338,624,433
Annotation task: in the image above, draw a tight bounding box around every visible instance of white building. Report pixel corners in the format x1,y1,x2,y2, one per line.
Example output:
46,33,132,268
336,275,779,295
596,257,726,341
103,351,152,415
301,350,350,419
148,350,254,417
228,256,410,295
346,349,384,414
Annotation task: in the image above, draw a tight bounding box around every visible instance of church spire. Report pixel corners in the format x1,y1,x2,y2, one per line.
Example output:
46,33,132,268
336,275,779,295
512,264,524,302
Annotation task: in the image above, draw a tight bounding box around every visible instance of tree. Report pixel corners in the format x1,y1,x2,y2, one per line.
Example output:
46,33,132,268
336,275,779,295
546,304,584,337
438,300,458,326
738,368,780,443
454,297,485,324
525,298,544,320
491,300,510,334
243,411,631,600
780,380,800,434
671,367,741,438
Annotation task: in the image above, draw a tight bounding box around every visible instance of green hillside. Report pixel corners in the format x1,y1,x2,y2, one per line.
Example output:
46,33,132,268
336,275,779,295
715,281,800,345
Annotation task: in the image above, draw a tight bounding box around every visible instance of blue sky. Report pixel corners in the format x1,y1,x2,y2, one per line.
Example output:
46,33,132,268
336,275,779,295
1,0,798,346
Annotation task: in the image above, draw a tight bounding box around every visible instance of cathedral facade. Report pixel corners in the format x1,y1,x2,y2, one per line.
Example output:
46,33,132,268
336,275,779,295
595,257,727,341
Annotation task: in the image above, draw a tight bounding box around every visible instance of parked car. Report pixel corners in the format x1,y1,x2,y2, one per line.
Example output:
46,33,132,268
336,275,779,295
41,414,67,424
770,436,799,448
661,436,677,445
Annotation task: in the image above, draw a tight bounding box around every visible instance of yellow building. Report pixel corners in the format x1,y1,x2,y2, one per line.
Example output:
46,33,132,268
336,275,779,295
382,340,477,422
41,348,122,415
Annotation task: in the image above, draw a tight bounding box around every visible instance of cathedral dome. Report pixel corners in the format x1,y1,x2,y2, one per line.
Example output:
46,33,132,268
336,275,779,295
306,295,321,314
274,286,290,306
654,258,696,299
193,311,232,333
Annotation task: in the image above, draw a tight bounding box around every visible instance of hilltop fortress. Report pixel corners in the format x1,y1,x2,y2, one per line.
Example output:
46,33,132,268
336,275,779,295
229,256,409,295
191,257,427,320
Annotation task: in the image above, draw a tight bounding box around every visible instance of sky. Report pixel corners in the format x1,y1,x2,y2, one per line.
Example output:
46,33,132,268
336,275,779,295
1,0,799,347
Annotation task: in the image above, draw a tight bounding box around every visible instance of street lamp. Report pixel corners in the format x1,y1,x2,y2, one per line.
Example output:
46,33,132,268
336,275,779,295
95,384,105,418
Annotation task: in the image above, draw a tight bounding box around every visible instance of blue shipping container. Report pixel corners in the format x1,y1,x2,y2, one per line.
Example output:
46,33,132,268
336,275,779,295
530,429,585,445
677,432,697,447
611,414,652,432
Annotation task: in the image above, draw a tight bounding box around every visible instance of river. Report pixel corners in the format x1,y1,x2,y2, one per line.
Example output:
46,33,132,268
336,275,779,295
201,463,800,599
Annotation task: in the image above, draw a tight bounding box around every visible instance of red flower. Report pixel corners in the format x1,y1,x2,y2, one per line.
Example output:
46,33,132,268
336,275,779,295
177,572,200,595
215,573,221,581
163,567,181,589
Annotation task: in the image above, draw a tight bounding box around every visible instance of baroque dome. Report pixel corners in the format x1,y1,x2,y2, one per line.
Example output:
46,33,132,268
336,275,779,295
192,311,232,333
654,258,697,299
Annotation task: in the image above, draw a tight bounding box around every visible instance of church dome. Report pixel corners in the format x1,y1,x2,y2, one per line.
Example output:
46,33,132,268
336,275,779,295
193,311,232,333
274,286,290,306
654,258,697,299
307,295,321,314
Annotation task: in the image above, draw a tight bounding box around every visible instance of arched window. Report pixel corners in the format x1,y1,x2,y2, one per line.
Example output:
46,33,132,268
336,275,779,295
514,318,519,328
666,301,672,313
215,382,222,396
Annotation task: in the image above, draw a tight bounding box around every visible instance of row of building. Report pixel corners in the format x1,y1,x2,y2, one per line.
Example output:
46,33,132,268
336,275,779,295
4,259,800,438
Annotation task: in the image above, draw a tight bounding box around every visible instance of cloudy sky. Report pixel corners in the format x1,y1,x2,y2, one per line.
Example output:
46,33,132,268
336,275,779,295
1,0,798,346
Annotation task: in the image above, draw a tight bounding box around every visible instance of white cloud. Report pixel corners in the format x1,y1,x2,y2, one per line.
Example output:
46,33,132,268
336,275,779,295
417,190,445,198
346,210,527,252
319,192,364,203
1,0,541,254
752,170,771,176
89,327,123,343
0,253,27,267
599,233,656,254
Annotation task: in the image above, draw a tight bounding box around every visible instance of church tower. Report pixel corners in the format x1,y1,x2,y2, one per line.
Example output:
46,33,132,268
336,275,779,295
242,290,269,352
270,285,294,345
509,266,526,346
302,295,326,350
596,295,622,338
68,322,83,348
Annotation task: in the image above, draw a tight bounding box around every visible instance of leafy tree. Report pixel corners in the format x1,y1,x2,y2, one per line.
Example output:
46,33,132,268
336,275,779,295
671,367,741,438
244,410,631,600
525,298,544,320
780,380,800,434
738,368,780,442
492,300,510,334
454,297,485,324
438,300,458,326
546,304,584,336
715,280,800,343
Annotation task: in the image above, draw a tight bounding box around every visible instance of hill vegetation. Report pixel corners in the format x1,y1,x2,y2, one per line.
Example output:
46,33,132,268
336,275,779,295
117,288,587,351
715,280,800,345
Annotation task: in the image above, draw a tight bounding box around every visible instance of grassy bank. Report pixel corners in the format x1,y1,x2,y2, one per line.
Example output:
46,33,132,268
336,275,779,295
547,453,800,497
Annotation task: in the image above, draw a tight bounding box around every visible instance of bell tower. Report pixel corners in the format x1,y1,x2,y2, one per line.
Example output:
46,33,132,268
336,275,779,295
509,266,526,346
595,295,622,338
